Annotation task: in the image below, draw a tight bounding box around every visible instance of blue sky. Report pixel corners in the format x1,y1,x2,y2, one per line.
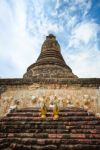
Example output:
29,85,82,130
0,0,100,78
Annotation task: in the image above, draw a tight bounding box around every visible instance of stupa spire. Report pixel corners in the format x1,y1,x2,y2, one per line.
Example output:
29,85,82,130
41,34,60,52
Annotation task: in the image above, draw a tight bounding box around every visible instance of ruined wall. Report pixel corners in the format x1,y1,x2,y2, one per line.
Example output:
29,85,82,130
0,82,100,117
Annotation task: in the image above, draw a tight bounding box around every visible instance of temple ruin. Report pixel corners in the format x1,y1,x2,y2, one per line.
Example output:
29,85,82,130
0,34,100,149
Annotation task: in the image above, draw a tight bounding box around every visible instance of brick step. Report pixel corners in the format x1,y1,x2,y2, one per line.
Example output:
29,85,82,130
7,112,94,117
0,120,100,126
0,122,100,131
0,128,100,134
2,115,98,120
0,107,99,150
1,119,100,127
4,138,100,144
7,143,100,150
19,138,100,145
0,138,100,147
10,143,57,150
60,139,100,145
0,143,100,150
15,107,87,113
1,144,100,150
1,126,100,135
0,132,100,139
60,144,100,150
70,129,100,134
1,116,98,122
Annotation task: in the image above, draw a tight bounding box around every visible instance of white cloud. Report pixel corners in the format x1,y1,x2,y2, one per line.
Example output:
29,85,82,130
0,0,99,78
74,22,98,44
68,21,99,48
55,0,60,9
0,0,37,77
66,49,100,78
64,20,100,78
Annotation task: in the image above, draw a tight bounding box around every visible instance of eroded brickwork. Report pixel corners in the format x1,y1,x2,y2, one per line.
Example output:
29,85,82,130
0,82,100,117
0,107,100,150
0,34,100,149
0,34,100,116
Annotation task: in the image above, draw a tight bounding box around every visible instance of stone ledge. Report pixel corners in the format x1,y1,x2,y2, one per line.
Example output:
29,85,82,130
0,78,100,87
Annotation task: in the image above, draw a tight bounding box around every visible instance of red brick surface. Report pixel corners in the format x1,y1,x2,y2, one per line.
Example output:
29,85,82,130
0,107,100,150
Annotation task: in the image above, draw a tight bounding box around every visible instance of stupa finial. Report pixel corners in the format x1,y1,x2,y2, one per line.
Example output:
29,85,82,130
46,34,56,40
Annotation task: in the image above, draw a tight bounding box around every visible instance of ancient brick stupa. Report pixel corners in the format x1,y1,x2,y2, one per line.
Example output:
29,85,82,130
23,34,77,80
0,34,100,150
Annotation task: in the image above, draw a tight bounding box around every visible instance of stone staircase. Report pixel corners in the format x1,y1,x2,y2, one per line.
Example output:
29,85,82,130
0,107,100,150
